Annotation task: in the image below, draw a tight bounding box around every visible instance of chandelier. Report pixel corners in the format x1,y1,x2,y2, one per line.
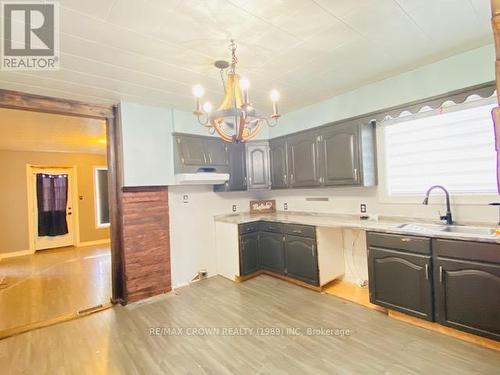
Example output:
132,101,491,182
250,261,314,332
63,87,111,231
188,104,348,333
192,40,281,143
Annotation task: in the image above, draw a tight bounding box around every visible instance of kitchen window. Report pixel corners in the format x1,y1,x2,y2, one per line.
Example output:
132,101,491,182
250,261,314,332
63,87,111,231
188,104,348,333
381,98,497,197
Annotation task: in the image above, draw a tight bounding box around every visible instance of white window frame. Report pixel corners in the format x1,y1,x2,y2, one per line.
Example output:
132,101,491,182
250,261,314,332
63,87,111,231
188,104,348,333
94,166,110,228
377,96,499,206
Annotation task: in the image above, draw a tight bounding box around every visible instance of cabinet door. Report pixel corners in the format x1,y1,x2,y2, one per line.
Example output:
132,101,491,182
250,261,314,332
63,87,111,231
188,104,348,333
240,232,260,276
368,247,433,320
214,142,247,192
287,134,320,188
259,232,285,274
269,139,288,189
204,138,229,166
434,258,500,340
176,135,207,166
285,235,318,285
246,143,270,189
319,124,361,186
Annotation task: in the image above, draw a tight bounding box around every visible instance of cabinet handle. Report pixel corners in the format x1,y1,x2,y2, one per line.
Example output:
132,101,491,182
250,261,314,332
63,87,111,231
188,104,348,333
291,173,295,184
424,264,429,280
311,244,315,256
401,238,411,242
439,266,443,283
284,174,287,185
209,154,213,164
354,168,358,181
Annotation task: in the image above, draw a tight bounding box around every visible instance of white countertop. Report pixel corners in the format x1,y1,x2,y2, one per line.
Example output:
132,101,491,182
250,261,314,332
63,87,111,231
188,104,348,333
214,211,500,244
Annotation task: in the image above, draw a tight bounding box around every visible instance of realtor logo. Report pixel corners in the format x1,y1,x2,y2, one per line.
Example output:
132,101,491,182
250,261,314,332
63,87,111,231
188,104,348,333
1,1,59,70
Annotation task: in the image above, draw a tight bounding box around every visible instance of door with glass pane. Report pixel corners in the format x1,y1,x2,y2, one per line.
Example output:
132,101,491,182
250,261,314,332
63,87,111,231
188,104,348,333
30,167,76,251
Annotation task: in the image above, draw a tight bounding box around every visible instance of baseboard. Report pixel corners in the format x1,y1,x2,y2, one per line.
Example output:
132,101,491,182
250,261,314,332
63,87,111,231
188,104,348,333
0,249,34,261
76,239,110,248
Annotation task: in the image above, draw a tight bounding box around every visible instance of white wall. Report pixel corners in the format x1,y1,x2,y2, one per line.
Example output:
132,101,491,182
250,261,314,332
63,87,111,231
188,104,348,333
168,185,266,288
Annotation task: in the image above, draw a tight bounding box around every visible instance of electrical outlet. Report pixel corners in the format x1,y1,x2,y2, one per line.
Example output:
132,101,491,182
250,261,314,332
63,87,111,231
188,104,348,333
284,202,288,211
183,195,189,203
232,204,237,212
360,203,367,213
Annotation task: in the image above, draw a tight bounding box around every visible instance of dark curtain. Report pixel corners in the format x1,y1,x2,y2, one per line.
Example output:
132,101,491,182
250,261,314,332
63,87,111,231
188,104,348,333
36,173,69,237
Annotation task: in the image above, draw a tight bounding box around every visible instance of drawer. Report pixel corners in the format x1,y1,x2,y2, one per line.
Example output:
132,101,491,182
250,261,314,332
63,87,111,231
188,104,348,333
284,224,316,238
367,232,431,255
260,221,284,233
239,222,260,234
433,239,500,264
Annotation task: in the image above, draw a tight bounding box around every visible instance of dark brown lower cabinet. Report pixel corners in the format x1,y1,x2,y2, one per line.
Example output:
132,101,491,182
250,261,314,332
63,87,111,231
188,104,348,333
368,247,433,320
239,232,260,276
259,231,285,274
434,257,500,341
285,235,319,286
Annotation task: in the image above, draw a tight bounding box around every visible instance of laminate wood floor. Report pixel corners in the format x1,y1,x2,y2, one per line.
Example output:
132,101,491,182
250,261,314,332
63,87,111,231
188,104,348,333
0,245,111,331
1,275,499,374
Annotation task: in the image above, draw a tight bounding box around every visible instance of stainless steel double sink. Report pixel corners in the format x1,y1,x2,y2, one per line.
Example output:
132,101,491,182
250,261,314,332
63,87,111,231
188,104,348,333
397,223,496,236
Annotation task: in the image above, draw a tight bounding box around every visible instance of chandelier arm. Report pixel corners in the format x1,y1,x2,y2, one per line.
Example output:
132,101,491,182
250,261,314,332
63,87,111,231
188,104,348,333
196,113,211,127
263,117,279,128
213,120,234,142
243,120,264,142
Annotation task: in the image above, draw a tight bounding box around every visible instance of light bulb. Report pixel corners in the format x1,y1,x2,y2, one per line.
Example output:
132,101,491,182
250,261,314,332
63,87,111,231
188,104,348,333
239,78,250,90
202,101,213,113
270,89,280,102
192,84,205,98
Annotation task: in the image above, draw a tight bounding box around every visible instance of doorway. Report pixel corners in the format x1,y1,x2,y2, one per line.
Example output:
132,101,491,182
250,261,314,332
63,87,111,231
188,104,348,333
0,103,118,335
28,166,78,251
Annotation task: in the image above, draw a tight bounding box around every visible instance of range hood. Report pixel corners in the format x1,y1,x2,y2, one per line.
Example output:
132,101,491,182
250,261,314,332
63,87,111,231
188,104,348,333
174,172,229,185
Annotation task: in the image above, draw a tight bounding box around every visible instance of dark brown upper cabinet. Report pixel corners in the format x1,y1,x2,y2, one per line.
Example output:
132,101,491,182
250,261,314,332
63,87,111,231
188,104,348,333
174,133,229,173
287,133,321,188
246,141,270,190
214,142,247,192
269,137,288,189
268,120,376,190
318,123,361,186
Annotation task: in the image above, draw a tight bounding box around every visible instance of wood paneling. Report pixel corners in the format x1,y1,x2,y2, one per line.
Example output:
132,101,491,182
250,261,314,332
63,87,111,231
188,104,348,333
0,89,114,119
122,187,171,303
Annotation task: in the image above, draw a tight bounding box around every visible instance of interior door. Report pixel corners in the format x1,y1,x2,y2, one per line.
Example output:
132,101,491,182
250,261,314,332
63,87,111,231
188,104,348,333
320,124,360,186
31,167,75,251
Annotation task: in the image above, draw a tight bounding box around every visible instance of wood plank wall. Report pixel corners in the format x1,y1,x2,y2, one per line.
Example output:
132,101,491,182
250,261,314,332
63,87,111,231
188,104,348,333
122,186,171,302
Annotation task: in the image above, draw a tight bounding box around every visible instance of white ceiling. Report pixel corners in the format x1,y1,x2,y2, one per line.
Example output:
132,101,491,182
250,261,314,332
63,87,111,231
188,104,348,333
0,0,493,114
0,108,107,154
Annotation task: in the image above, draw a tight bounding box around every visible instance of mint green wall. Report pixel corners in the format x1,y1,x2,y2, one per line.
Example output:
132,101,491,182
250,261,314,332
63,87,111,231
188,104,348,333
120,102,175,186
271,44,495,138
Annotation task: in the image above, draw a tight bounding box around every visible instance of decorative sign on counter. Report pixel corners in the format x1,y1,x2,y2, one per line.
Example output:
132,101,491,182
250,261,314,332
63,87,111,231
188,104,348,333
249,200,276,214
